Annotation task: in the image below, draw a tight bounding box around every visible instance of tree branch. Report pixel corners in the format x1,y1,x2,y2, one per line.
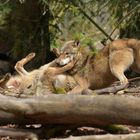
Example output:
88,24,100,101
69,0,113,41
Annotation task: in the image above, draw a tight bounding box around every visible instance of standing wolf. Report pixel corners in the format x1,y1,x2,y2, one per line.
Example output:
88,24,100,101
55,38,140,94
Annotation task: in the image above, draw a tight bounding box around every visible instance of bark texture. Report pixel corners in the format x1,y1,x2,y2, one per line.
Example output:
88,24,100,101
0,94,140,126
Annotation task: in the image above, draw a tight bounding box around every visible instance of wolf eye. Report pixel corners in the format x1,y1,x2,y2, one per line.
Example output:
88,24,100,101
65,52,69,55
72,44,76,47
27,85,32,89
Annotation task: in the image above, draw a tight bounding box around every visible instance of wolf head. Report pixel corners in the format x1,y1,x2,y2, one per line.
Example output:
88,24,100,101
54,40,80,66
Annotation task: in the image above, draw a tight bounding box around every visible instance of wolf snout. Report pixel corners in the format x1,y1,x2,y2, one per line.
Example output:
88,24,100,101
55,58,71,66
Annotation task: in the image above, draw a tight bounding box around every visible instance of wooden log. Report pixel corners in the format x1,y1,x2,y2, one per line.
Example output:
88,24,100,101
0,128,38,140
51,133,140,140
0,94,140,126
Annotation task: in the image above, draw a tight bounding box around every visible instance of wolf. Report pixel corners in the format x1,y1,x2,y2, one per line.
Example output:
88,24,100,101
0,52,77,95
1,38,139,95
55,38,140,94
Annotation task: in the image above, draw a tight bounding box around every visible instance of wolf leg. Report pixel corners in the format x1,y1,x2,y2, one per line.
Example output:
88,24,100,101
67,76,89,94
43,59,76,76
109,48,134,84
0,73,11,88
14,53,35,76
131,49,140,74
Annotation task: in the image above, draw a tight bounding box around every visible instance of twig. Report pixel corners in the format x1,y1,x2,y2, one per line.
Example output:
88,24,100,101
114,76,140,85
83,83,128,95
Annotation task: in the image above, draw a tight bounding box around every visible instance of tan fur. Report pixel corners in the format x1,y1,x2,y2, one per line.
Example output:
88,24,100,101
0,38,139,95
55,38,140,94
0,53,76,95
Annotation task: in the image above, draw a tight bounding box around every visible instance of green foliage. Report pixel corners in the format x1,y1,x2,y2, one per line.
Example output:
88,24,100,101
0,0,139,66
73,33,85,42
0,2,11,27
55,87,66,94
106,0,140,38
50,40,61,49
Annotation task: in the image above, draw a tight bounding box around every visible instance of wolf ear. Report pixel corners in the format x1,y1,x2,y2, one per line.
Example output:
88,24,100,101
52,48,60,57
74,40,80,47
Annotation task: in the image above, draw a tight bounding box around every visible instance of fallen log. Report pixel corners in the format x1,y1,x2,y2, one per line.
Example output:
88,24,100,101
0,128,38,140
51,133,140,140
0,94,140,126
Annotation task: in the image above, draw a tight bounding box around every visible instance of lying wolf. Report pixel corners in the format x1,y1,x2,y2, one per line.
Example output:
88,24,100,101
55,38,140,94
0,52,77,95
